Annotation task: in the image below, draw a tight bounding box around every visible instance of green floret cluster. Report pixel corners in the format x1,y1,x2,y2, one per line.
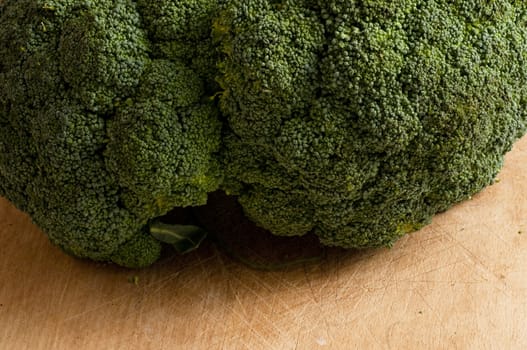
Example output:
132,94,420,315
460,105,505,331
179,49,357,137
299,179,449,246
0,0,222,267
217,0,527,247
0,0,526,267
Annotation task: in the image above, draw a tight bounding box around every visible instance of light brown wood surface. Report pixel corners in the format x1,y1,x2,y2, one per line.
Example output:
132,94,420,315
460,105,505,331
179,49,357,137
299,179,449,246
1,138,527,350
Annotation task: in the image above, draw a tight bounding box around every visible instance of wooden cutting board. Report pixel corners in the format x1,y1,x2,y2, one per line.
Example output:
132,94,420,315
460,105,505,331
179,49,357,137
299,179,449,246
1,137,526,350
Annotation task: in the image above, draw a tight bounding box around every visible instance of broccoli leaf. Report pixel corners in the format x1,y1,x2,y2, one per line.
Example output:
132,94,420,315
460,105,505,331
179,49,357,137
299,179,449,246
149,221,208,254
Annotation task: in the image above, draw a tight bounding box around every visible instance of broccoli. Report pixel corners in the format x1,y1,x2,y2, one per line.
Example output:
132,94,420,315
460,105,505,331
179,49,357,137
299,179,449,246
216,0,527,248
0,0,222,267
1,0,526,268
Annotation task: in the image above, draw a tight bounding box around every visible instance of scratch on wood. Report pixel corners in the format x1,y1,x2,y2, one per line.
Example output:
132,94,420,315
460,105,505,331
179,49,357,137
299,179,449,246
445,232,511,296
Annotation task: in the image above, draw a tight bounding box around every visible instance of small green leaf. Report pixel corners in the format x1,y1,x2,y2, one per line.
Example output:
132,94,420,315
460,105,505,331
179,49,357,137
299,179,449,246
149,221,208,254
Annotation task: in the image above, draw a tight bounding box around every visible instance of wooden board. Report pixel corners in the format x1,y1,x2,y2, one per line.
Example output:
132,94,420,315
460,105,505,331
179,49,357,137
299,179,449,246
1,137,527,350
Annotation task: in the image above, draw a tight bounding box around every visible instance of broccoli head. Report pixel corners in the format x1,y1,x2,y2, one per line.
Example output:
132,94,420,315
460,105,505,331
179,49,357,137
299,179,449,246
217,0,527,248
0,0,222,267
1,0,527,268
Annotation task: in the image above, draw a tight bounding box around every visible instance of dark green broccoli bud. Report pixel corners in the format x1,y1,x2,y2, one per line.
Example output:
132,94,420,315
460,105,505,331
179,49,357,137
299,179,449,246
105,59,222,221
137,0,220,88
217,0,527,248
0,0,221,267
25,98,153,262
58,0,150,112
110,230,163,269
216,0,325,139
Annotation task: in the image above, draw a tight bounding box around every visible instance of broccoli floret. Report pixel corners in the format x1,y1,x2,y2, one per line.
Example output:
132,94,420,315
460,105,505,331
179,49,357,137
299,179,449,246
137,0,220,90
0,0,221,267
217,0,527,248
105,59,222,221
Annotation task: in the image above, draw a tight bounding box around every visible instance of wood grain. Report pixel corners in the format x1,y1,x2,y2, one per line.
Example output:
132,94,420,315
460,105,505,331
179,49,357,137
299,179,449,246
1,137,527,350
